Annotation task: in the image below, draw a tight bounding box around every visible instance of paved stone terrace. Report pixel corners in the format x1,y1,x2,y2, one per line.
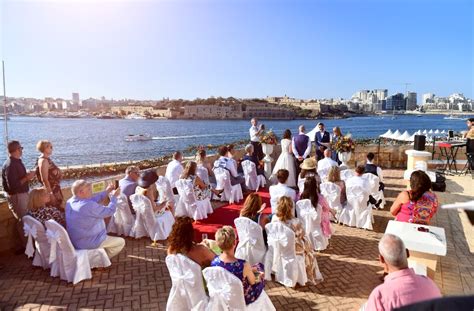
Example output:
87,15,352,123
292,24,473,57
0,170,473,310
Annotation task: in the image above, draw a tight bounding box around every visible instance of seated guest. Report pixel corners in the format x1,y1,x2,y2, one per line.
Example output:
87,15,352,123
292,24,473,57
300,176,333,237
390,170,438,225
298,158,321,193
226,144,238,171
327,166,347,205
241,144,265,176
347,165,379,207
213,145,247,191
167,216,215,268
180,161,222,200
165,151,184,194
317,149,338,181
269,169,296,214
135,170,170,213
272,196,323,284
364,152,385,191
66,180,125,259
27,187,65,227
119,165,140,205
195,149,215,184
240,193,270,235
362,234,441,311
211,226,265,305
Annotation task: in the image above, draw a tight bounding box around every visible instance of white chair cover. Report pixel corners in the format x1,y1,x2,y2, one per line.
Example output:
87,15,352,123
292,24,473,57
165,254,208,311
107,193,135,237
130,194,175,241
214,167,243,204
203,266,275,311
362,173,385,210
23,215,51,269
241,160,266,191
319,182,343,221
264,222,307,287
196,165,210,185
295,199,328,251
174,179,211,220
340,169,355,181
156,176,177,209
234,217,266,266
317,167,331,183
45,219,111,284
344,181,372,230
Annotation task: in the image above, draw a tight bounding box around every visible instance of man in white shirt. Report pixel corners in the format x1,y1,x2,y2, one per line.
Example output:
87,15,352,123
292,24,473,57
249,118,264,161
213,145,247,191
364,152,385,190
317,149,338,181
269,169,297,214
347,165,381,207
165,151,183,194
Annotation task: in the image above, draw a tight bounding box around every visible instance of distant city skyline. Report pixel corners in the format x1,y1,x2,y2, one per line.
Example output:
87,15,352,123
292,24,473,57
1,0,473,101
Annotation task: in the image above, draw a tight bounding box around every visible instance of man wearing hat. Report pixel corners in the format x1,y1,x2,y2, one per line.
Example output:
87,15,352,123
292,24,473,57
292,125,312,181
315,123,330,161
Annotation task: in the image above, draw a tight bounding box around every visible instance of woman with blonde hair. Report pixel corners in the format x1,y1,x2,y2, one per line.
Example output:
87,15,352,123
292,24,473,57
35,140,63,207
272,196,323,284
327,166,347,205
210,226,265,305
27,187,65,227
195,148,215,184
330,127,343,164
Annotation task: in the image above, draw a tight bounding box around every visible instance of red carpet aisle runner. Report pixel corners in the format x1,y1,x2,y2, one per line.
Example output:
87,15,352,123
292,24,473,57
193,189,273,242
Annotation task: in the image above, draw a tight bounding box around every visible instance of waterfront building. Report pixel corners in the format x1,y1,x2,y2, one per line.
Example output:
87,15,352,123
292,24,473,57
72,92,80,106
405,92,417,110
423,93,435,104
385,93,406,111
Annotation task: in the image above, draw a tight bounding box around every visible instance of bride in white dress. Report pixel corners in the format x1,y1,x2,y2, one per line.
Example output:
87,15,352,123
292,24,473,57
271,129,297,187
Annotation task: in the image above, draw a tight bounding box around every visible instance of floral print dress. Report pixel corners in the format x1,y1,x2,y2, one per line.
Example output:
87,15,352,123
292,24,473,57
28,206,66,227
188,175,212,200
36,157,63,206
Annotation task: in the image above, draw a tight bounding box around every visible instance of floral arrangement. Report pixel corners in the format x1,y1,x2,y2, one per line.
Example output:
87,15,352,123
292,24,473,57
259,130,278,145
332,134,355,153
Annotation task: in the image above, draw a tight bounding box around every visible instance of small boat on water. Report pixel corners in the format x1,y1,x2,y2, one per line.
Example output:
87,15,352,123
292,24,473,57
125,134,152,142
125,113,147,120
444,115,467,121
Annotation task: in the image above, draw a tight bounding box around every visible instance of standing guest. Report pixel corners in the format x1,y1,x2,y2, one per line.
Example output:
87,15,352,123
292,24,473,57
249,118,265,161
272,129,297,187
165,151,184,194
135,170,170,212
364,152,385,191
27,187,65,227
269,169,296,214
35,140,63,207
180,161,222,200
196,149,215,184
272,196,323,284
119,166,140,204
213,145,247,191
242,144,265,176
317,149,338,181
330,127,343,164
292,125,312,180
362,234,441,311
167,216,216,268
240,193,270,237
314,122,330,161
463,117,474,139
66,180,125,259
211,226,265,305
390,170,438,225
297,158,321,193
2,140,36,249
327,166,347,205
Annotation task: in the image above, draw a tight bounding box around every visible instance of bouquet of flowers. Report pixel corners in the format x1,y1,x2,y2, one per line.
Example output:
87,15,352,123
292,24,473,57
259,130,278,145
332,134,355,153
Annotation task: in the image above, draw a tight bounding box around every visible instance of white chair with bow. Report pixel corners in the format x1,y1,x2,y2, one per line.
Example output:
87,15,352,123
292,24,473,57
241,160,266,192
129,194,175,242
196,165,210,186
202,266,275,311
214,167,243,204
156,176,178,212
165,254,208,311
174,179,211,220
340,169,355,181
344,181,372,230
22,215,51,269
45,219,111,285
264,222,307,287
319,182,343,221
295,199,328,251
234,217,266,266
362,173,385,210
107,193,135,237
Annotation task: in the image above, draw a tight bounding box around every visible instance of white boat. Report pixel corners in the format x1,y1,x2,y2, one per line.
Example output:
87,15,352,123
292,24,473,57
125,134,152,142
444,115,467,121
125,113,147,120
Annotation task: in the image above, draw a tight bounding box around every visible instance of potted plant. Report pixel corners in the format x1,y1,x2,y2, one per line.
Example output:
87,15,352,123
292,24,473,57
332,134,355,167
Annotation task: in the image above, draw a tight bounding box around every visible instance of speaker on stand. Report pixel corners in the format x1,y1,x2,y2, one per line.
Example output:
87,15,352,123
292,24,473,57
414,135,426,151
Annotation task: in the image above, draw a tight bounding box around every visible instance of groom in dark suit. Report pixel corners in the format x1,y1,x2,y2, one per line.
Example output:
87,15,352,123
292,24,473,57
315,122,330,161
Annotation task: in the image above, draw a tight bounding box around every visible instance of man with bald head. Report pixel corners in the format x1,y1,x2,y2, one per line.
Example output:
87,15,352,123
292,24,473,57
317,149,338,181
292,125,312,179
362,234,441,311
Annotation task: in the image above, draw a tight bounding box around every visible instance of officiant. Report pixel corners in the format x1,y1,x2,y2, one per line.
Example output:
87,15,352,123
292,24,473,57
315,122,330,161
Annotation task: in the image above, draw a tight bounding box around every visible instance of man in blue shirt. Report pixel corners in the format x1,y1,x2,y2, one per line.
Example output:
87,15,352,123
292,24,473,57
119,166,139,206
66,180,125,259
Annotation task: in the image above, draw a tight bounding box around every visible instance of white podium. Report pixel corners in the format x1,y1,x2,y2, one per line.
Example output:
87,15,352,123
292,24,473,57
404,150,436,184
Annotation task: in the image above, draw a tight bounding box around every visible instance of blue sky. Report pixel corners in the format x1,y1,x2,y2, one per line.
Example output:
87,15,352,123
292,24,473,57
1,0,473,100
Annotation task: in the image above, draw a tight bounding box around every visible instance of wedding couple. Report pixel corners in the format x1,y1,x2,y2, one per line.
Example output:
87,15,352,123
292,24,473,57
271,124,330,187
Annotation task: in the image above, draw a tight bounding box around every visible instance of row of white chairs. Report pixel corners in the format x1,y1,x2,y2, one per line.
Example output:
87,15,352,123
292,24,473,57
23,217,110,284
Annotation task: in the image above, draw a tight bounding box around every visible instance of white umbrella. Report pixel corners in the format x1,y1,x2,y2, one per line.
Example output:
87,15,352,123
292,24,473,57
380,129,393,138
428,129,434,134
398,131,411,141
441,130,446,134
407,133,416,142
390,130,401,140
306,126,318,142
434,129,440,134
422,129,428,134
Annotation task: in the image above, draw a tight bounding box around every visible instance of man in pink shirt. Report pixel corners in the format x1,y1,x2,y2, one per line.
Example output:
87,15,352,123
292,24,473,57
363,234,441,311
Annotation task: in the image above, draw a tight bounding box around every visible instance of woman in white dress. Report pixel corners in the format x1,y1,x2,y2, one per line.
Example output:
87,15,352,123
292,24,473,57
271,129,296,187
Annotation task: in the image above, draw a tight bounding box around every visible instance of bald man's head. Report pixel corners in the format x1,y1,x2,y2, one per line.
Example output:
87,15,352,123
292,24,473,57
324,149,331,158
